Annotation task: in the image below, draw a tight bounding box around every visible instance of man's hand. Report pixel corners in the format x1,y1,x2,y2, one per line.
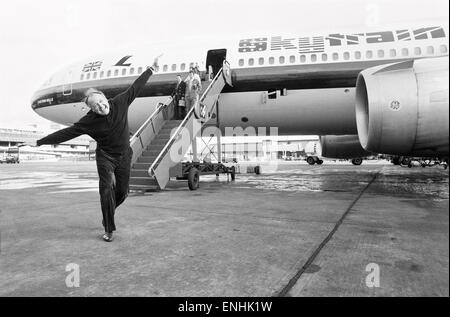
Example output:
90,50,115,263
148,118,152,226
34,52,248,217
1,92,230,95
20,141,38,147
150,55,162,72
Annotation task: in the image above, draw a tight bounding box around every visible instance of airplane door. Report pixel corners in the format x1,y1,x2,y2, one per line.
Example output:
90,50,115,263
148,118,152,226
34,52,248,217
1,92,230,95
206,49,227,78
62,70,73,96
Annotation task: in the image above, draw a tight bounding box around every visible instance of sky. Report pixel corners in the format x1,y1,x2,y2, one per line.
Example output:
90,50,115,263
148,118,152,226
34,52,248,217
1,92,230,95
0,0,448,129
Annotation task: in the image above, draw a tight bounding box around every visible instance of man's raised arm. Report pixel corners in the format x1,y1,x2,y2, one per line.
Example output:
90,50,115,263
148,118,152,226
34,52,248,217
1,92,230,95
112,56,160,108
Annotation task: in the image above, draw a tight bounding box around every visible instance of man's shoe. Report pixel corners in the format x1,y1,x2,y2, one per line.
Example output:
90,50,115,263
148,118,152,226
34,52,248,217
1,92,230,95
102,232,114,242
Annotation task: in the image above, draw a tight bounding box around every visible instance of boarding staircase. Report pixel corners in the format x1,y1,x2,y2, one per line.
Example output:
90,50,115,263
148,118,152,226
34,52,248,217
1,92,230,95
128,61,232,191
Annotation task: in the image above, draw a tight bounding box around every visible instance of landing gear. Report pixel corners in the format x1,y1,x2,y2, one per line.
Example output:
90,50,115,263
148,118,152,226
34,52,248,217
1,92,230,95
392,157,401,165
351,158,363,165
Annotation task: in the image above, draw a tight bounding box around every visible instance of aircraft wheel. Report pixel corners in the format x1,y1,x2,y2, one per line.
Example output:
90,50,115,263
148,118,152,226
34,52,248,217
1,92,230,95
188,168,200,191
317,160,324,165
254,166,261,175
392,157,401,165
351,158,363,166
401,157,412,165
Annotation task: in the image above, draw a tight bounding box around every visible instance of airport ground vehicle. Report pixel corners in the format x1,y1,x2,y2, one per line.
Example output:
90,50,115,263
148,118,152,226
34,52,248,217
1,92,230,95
0,148,20,164
390,156,448,169
174,162,236,190
306,156,324,165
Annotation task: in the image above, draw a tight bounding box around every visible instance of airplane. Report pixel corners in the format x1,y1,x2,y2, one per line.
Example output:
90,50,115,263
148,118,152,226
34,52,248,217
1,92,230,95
30,23,449,163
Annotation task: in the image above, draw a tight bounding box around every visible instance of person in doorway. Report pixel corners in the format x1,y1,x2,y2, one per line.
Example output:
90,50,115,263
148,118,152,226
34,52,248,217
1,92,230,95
184,67,202,115
23,57,160,242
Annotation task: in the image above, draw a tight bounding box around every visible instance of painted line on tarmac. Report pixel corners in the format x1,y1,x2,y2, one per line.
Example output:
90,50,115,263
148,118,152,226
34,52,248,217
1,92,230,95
274,170,381,297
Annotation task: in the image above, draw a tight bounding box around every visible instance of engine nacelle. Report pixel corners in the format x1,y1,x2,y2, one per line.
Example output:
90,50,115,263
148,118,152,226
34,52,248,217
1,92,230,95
355,57,449,157
320,135,372,159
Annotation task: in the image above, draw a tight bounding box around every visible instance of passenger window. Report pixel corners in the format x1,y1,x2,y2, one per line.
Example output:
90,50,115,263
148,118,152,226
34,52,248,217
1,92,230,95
439,45,447,54
332,53,339,61
300,55,306,63
122,69,127,76
107,70,111,77
402,48,409,56
414,47,421,55
239,59,244,66
269,57,275,65
259,57,264,65
80,74,84,81
279,56,285,64
163,65,168,72
343,52,350,60
321,54,327,61
138,67,143,74
310,54,317,62
93,72,97,79
248,58,254,66
390,49,396,57
427,46,435,55
189,62,194,68
130,68,134,75
171,64,177,71
114,69,119,76
290,55,296,63
355,51,361,59
377,50,384,58
86,73,91,80
366,50,373,59
181,63,186,71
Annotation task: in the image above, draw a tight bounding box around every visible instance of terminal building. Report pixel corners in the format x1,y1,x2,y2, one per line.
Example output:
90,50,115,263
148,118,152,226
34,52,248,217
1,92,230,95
0,125,92,160
191,135,320,162
1,124,320,162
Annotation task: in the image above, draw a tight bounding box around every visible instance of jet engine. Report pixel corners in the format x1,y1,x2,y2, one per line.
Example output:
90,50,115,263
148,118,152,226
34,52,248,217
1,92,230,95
355,57,449,157
320,135,371,159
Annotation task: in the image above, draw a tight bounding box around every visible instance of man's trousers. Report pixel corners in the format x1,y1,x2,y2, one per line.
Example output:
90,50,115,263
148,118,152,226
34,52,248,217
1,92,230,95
96,147,133,233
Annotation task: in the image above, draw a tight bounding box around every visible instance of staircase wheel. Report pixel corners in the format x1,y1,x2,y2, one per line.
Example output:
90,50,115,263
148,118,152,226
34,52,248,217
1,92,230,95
188,168,200,190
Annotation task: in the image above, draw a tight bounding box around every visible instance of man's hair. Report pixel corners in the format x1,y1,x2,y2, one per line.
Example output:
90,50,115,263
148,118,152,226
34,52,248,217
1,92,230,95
83,88,105,105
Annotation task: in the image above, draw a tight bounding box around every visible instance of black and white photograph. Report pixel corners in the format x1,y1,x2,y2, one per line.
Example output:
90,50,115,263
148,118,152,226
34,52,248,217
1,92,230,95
0,0,448,301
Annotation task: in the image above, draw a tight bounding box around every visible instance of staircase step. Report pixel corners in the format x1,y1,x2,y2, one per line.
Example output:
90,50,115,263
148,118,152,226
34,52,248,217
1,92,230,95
133,162,152,170
161,126,179,132
129,177,158,186
147,144,166,151
130,169,150,178
152,139,170,146
138,156,157,163
129,184,159,192
142,150,161,157
155,133,172,139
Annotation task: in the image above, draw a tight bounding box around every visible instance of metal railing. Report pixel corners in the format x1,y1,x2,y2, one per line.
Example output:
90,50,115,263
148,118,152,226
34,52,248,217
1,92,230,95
148,67,226,178
130,96,173,143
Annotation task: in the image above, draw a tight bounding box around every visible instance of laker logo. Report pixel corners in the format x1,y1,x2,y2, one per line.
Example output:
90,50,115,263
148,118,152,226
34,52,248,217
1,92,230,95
238,26,446,54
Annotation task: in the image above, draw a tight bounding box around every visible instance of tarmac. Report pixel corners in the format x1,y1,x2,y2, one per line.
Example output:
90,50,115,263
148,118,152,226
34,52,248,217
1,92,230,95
0,160,448,297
